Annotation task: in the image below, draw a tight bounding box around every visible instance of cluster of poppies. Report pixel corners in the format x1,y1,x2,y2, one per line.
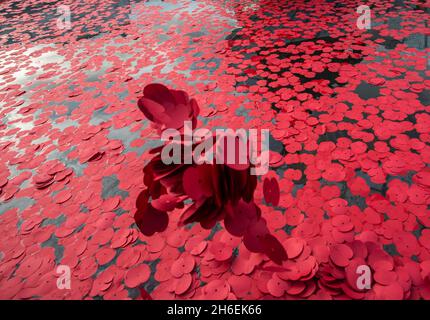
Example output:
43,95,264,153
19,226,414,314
135,83,287,264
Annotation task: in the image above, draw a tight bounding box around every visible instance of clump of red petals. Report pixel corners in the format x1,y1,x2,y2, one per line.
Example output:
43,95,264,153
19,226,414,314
137,83,200,133
134,84,287,264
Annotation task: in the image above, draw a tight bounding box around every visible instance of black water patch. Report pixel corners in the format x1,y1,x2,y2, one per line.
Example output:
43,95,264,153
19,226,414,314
41,234,64,263
356,170,389,196
291,183,305,197
404,33,430,50
412,222,426,239
269,133,286,155
101,175,129,200
287,163,307,185
383,243,401,256
0,197,34,215
388,17,402,30
404,129,420,139
76,33,102,41
249,14,260,22
283,225,296,235
0,0,132,45
342,188,367,211
370,30,403,50
41,214,66,227
114,207,128,216
418,90,430,106
387,172,417,186
317,130,350,144
355,81,380,100
227,31,367,109
144,259,161,294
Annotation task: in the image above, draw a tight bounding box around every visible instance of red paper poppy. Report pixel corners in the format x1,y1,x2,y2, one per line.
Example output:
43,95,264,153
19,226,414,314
137,83,200,132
